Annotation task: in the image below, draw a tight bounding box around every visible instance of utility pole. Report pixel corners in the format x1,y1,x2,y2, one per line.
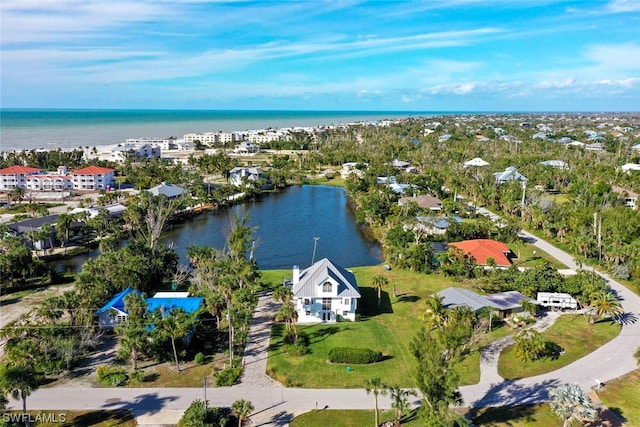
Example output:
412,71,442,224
598,217,602,261
203,376,207,411
312,236,320,265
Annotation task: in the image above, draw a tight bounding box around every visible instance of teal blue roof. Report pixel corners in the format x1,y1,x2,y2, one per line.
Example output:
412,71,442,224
95,288,138,315
146,297,204,315
95,289,203,317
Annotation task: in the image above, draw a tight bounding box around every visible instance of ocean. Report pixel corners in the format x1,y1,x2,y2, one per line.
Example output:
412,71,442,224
0,109,437,152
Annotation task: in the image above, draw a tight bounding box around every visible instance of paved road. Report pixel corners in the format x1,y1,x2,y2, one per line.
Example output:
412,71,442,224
459,208,640,407
7,210,640,425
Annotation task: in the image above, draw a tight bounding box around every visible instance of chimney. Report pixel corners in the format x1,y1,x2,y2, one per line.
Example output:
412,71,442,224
293,265,300,285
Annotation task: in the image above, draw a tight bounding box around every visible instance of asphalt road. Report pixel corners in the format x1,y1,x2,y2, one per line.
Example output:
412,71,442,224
6,208,640,425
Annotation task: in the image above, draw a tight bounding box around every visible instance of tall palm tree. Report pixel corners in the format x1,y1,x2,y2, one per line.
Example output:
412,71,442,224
388,385,413,426
364,377,388,427
155,308,193,372
371,275,389,308
549,383,596,427
588,290,624,323
232,399,254,427
0,364,39,427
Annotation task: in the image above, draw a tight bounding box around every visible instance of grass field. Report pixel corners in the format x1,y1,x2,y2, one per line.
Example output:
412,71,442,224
469,404,561,426
498,314,621,380
266,265,514,388
596,368,640,427
290,409,421,426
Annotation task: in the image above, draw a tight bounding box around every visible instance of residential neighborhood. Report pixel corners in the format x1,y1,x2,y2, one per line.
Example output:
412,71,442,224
1,112,640,427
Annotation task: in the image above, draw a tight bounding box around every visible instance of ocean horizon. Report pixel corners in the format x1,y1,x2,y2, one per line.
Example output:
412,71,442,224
0,108,458,152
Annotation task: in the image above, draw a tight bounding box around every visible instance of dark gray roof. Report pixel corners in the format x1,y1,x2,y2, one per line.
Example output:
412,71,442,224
293,258,360,298
8,215,60,234
484,291,535,310
437,287,499,311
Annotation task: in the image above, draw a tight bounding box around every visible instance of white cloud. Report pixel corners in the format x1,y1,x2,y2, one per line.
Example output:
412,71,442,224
538,76,577,89
605,0,640,13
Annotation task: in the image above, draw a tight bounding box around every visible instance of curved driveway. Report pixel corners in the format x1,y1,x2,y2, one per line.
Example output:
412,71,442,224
7,212,640,425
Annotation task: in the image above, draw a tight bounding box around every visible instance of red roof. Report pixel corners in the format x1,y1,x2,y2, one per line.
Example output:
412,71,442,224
449,239,512,267
0,165,41,174
73,166,115,175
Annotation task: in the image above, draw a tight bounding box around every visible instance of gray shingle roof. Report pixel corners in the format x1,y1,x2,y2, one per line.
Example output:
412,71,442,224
437,287,499,311
293,258,361,298
147,182,187,198
484,291,535,310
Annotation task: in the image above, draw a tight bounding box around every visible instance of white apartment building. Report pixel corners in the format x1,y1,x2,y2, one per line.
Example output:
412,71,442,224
0,165,42,190
183,132,235,146
72,166,115,190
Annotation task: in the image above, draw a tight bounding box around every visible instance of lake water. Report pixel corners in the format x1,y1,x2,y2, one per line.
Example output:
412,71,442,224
57,185,382,272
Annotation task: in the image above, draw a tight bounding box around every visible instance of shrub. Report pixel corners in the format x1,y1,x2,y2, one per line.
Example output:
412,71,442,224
129,369,145,384
194,352,206,365
178,399,230,427
215,367,242,386
328,347,383,364
96,365,128,387
284,343,308,356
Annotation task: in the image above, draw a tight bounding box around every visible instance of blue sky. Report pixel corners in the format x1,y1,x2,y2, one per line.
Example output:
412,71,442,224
1,0,639,111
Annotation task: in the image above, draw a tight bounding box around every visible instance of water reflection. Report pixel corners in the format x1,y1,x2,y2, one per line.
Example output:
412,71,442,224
60,185,382,272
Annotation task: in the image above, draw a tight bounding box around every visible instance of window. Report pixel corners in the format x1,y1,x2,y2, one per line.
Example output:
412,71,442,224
322,282,332,292
304,298,310,305
344,298,350,305
343,310,348,316
322,298,331,310
305,310,311,316
116,315,127,323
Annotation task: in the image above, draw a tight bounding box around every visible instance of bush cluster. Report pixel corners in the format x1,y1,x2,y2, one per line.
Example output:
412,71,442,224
96,365,128,387
328,347,383,364
215,366,242,386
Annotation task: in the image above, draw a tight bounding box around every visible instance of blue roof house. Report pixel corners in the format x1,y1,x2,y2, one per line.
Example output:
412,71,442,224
95,288,139,329
95,289,204,333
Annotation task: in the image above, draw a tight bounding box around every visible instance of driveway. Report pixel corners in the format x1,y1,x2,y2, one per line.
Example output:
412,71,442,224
7,212,640,424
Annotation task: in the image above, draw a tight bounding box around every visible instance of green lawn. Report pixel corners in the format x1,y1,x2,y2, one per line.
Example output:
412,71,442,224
290,409,421,427
265,265,507,388
498,315,621,380
597,368,640,427
469,404,561,426
508,241,567,269
289,405,565,427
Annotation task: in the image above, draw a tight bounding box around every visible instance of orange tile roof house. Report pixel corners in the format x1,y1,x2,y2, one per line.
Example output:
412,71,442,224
72,166,115,190
449,239,513,267
0,165,42,190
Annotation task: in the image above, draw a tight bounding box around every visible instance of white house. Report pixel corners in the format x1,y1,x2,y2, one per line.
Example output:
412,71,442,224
229,167,266,187
537,292,578,310
72,166,116,191
463,157,490,168
292,258,361,322
493,166,528,184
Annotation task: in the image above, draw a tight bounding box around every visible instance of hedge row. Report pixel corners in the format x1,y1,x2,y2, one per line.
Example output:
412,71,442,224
328,347,383,364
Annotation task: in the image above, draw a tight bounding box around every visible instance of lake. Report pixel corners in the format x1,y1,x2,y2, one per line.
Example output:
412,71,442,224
57,185,382,272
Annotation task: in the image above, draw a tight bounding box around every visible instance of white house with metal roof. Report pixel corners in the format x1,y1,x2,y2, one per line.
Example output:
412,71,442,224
292,258,361,322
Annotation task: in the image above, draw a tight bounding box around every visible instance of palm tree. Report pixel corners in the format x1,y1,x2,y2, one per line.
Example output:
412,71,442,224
588,290,624,323
9,187,24,205
232,399,254,427
364,377,388,427
513,328,547,362
420,294,447,330
371,275,389,308
549,383,596,427
0,364,39,427
155,308,193,372
388,385,413,426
